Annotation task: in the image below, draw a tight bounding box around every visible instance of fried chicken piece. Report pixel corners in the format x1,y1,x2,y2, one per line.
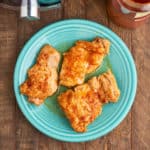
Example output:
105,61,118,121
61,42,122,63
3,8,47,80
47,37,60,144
59,37,110,87
58,70,120,132
20,45,60,105
58,84,103,132
88,70,120,103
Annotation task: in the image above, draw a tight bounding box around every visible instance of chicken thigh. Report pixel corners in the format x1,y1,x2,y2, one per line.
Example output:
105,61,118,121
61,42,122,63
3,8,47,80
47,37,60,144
59,37,110,87
20,45,60,105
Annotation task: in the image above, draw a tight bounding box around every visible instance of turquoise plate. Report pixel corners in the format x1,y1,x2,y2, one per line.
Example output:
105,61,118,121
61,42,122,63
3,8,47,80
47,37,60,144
14,19,137,142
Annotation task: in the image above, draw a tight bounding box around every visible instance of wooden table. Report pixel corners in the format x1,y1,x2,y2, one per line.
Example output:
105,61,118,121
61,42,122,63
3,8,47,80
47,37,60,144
0,0,150,149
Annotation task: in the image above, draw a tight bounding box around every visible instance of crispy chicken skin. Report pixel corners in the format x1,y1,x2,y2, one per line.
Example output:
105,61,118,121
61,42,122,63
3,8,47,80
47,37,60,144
58,70,120,132
59,37,110,87
88,70,120,103
58,84,103,132
20,45,60,105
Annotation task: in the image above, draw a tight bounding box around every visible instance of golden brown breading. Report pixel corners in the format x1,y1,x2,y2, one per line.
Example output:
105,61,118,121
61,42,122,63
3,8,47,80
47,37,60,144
59,37,110,87
88,70,120,103
58,84,103,132
20,45,60,105
58,70,120,132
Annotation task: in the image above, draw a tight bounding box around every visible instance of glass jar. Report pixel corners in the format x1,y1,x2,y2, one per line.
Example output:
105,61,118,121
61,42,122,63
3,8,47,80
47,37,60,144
107,0,150,29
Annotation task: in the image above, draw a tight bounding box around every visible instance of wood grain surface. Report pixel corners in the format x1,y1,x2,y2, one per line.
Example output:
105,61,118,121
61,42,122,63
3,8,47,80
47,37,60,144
0,0,150,150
